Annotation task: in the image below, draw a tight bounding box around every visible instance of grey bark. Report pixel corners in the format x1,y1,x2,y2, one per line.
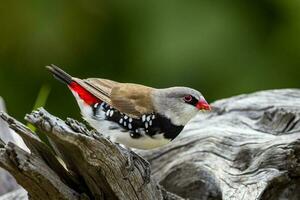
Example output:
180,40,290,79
140,89,300,200
0,89,300,200
0,97,14,144
0,97,28,151
0,108,180,200
0,188,27,200
0,97,20,196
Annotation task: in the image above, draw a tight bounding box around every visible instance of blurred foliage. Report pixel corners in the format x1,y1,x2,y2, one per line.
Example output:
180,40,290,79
27,84,51,131
0,0,299,121
27,84,53,148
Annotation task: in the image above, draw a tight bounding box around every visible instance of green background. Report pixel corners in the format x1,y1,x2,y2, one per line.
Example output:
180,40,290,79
0,0,299,121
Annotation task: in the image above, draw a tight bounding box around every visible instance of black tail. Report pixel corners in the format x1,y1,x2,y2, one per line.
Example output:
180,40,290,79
46,64,73,85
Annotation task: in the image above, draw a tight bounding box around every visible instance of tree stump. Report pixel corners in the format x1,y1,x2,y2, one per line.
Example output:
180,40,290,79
0,89,300,200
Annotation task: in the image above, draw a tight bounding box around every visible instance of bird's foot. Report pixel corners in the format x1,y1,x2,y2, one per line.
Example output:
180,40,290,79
115,144,151,186
66,118,91,136
125,149,151,186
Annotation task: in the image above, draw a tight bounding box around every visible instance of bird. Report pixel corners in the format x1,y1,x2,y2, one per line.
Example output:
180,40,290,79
46,65,211,150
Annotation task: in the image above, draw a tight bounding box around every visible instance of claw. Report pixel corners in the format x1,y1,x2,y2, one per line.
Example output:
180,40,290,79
116,144,151,185
125,151,135,172
127,149,151,186
65,118,91,136
123,151,135,180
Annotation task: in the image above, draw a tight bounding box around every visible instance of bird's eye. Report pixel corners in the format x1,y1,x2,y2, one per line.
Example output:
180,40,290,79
183,95,193,102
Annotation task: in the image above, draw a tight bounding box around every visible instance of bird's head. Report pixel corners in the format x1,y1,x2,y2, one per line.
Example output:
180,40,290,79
152,87,211,126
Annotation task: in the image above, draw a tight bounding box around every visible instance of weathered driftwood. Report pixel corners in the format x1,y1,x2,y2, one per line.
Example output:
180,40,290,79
0,109,180,200
0,97,20,196
1,89,300,200
0,97,14,144
0,97,28,151
140,89,300,200
0,188,27,200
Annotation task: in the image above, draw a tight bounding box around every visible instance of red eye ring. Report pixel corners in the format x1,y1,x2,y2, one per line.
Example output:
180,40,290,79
183,95,192,102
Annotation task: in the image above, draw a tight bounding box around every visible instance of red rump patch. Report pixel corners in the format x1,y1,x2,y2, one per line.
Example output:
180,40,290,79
69,81,100,105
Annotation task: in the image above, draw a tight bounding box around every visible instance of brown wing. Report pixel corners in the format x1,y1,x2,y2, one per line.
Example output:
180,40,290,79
110,83,155,117
73,78,155,118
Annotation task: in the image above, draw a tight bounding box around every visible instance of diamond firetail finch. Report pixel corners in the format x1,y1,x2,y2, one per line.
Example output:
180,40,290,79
46,65,211,150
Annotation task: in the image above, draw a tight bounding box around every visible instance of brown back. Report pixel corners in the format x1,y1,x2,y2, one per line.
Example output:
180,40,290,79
74,78,155,118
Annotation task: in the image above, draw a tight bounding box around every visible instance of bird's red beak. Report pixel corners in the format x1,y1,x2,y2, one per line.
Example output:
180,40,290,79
196,99,211,111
